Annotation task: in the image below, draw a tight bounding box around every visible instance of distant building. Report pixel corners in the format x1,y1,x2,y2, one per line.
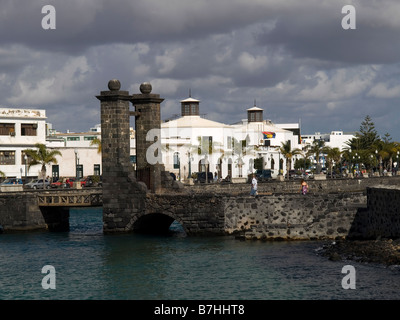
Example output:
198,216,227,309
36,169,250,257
46,124,136,180
4,101,347,181
301,131,355,151
0,107,47,179
301,131,356,168
161,97,301,180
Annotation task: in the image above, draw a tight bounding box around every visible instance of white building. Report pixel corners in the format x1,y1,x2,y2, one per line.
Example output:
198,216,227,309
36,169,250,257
46,127,102,180
300,131,356,168
160,97,302,180
0,101,328,182
46,124,136,180
301,131,355,151
0,108,47,179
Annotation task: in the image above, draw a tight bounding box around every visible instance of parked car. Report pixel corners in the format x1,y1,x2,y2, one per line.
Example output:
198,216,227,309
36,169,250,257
255,169,273,181
195,172,214,183
81,176,102,187
288,170,298,179
25,179,50,189
50,179,66,188
64,178,76,188
0,178,23,185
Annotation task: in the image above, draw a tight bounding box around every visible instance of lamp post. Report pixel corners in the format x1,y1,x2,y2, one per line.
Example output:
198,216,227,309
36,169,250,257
178,154,181,181
24,154,27,183
278,151,281,175
370,154,374,176
173,152,180,181
397,151,399,175
187,151,192,179
74,149,78,180
376,149,381,176
348,149,352,177
355,152,358,177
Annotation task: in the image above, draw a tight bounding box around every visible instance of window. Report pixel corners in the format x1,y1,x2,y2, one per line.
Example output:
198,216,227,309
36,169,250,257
94,164,101,176
173,152,180,169
227,136,232,149
0,151,15,165
67,137,80,141
52,165,59,180
84,136,96,141
76,164,83,179
199,136,212,154
0,123,15,135
21,124,37,136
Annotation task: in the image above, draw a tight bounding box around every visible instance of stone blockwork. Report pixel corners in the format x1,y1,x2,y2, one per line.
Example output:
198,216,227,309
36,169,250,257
223,192,366,240
97,80,147,233
0,192,46,232
349,186,400,240
144,193,226,235
189,175,400,195
131,83,165,193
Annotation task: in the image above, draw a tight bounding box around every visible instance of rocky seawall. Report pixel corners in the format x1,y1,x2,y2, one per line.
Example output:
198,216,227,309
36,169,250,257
319,239,400,266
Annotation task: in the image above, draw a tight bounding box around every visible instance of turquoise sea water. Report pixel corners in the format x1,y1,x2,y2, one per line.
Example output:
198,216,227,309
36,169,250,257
0,207,399,300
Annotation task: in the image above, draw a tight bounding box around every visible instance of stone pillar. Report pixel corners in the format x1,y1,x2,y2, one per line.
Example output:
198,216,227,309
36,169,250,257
97,79,131,171
130,82,165,193
96,79,146,233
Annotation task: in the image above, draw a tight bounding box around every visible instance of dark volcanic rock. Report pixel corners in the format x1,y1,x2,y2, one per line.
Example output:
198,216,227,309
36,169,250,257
319,239,400,266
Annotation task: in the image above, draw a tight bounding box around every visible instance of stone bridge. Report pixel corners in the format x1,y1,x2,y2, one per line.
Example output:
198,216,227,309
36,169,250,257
2,79,400,240
1,178,400,240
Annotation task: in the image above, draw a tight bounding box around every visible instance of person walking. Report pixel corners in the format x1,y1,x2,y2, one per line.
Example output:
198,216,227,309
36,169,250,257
300,179,309,195
250,174,258,196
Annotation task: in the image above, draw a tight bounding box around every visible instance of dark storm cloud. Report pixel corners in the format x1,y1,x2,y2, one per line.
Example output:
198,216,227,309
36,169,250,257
1,0,400,140
257,1,400,65
0,0,273,53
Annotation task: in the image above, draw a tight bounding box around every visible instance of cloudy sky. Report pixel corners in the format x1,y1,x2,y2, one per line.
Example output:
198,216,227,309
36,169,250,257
2,0,400,140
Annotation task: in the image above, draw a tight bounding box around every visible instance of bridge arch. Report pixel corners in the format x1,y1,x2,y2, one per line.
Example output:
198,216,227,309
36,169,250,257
132,212,188,235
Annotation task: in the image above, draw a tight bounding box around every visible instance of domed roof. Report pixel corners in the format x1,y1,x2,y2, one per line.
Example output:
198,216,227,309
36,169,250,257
180,97,200,103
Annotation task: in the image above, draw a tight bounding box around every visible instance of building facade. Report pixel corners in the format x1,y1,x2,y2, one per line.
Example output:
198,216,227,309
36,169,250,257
160,97,302,180
0,108,47,179
301,131,355,168
46,124,136,180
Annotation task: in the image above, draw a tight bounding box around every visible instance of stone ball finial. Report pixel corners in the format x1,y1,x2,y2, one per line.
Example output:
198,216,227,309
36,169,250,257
140,82,152,94
108,79,121,91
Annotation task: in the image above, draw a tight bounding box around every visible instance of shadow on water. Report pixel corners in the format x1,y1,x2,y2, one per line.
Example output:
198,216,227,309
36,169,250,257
69,207,186,238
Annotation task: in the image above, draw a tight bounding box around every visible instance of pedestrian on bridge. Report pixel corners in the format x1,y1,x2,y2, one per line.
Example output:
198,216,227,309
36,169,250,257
300,179,309,195
250,174,258,196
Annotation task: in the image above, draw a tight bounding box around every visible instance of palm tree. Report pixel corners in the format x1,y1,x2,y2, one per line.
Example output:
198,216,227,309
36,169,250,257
90,137,102,153
380,134,400,173
231,135,258,179
24,143,62,189
195,136,231,182
325,147,342,178
279,140,302,179
307,140,328,174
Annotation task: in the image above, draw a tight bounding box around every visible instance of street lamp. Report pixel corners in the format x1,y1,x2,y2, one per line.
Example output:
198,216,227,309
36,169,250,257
24,154,28,183
370,154,374,176
375,149,381,176
355,152,358,176
74,149,78,180
187,151,192,179
173,152,180,181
